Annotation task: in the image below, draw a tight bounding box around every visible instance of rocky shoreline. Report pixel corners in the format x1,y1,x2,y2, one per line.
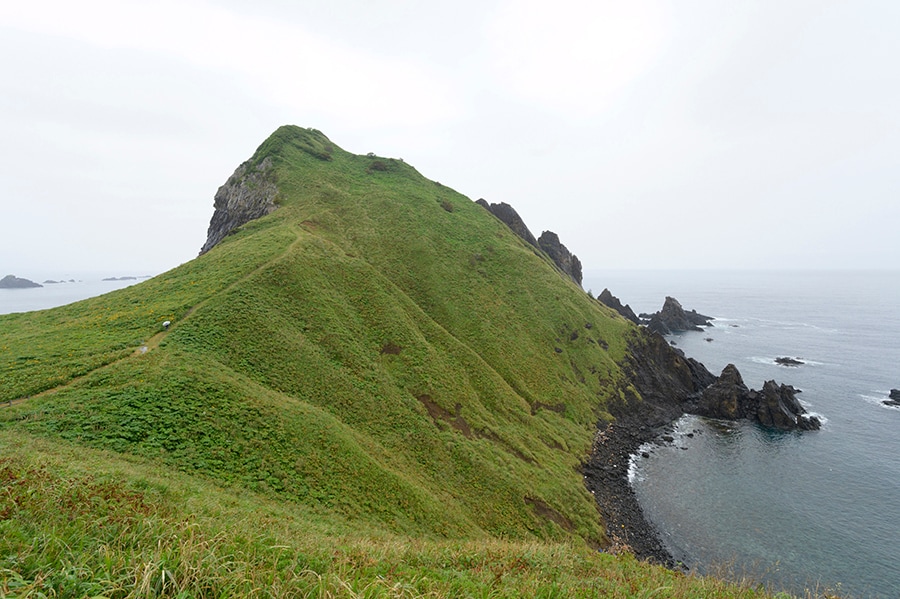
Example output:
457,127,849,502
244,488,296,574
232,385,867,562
583,417,679,566
581,306,824,568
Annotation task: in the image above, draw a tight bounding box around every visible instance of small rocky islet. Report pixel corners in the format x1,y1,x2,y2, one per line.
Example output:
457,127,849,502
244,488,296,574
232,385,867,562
0,274,42,288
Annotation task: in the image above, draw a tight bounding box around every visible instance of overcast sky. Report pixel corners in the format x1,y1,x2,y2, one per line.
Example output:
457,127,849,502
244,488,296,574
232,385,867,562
2,0,898,278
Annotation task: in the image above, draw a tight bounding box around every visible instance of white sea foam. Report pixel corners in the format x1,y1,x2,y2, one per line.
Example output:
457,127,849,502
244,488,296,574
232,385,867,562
860,393,900,410
627,442,654,484
748,356,827,367
806,411,829,426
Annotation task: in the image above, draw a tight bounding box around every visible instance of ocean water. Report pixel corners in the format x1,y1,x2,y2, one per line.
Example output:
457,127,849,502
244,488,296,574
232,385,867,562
0,274,147,315
583,270,900,598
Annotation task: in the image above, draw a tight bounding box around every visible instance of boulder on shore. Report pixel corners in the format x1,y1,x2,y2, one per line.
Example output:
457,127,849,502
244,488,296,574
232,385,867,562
0,274,42,289
690,363,821,431
642,296,713,335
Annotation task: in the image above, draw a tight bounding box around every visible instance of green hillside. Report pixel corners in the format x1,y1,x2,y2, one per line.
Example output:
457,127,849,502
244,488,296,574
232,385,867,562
1,126,784,598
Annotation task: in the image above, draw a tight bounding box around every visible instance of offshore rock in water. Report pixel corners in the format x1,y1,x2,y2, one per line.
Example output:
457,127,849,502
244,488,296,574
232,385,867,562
884,389,900,407
775,356,805,366
641,296,713,335
0,274,42,288
691,364,821,431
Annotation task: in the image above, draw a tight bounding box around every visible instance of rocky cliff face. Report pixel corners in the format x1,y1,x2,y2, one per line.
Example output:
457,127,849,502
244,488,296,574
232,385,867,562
476,199,583,287
537,231,583,287
475,200,539,249
597,288,640,324
200,157,278,254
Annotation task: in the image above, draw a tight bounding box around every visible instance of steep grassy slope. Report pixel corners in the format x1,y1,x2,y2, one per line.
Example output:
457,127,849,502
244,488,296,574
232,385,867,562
1,126,790,597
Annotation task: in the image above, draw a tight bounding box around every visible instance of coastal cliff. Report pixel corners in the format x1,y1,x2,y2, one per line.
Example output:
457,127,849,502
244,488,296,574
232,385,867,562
200,156,278,254
476,199,583,287
1,125,824,597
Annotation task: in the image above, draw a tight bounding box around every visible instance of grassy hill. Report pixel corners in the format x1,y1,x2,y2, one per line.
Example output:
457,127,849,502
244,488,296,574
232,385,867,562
1,126,785,597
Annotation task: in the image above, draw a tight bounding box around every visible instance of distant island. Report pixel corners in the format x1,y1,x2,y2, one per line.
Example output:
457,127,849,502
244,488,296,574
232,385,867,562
102,276,138,281
0,274,42,288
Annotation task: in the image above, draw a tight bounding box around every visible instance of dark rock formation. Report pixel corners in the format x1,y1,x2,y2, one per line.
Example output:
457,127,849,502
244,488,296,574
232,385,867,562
613,331,717,427
583,328,823,564
475,200,539,249
642,296,713,335
890,389,900,400
597,288,640,324
475,200,583,287
693,364,747,420
691,364,821,431
537,231,583,287
200,157,278,254
0,275,42,289
884,390,900,407
775,356,804,366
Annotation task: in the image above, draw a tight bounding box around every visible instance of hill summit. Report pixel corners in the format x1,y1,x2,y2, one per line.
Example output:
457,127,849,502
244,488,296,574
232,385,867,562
0,126,774,598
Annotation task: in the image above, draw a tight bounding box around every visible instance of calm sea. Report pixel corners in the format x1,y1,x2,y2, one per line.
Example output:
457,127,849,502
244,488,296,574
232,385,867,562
583,270,900,599
0,274,148,315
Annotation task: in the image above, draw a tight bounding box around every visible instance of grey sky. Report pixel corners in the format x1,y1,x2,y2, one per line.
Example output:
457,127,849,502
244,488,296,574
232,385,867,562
2,0,898,277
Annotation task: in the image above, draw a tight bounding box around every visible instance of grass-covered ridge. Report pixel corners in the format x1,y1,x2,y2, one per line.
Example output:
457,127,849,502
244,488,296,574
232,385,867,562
1,126,796,597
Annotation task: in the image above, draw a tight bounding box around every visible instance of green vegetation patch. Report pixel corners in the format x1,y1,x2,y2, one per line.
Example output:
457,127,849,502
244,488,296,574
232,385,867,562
0,125,801,598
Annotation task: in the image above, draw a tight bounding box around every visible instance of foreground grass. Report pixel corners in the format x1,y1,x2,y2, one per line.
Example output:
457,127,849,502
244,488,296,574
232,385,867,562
1,432,797,599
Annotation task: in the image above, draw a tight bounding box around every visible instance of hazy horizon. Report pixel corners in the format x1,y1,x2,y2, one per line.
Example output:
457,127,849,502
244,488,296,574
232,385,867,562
2,1,898,275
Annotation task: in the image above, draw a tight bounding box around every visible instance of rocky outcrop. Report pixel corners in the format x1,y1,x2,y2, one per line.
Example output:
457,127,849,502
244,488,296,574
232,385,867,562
475,200,583,287
0,275,42,288
641,296,713,335
890,389,900,400
583,328,823,563
475,200,539,249
884,389,900,407
200,157,278,254
691,364,821,430
613,330,717,426
597,288,640,324
537,231,583,287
